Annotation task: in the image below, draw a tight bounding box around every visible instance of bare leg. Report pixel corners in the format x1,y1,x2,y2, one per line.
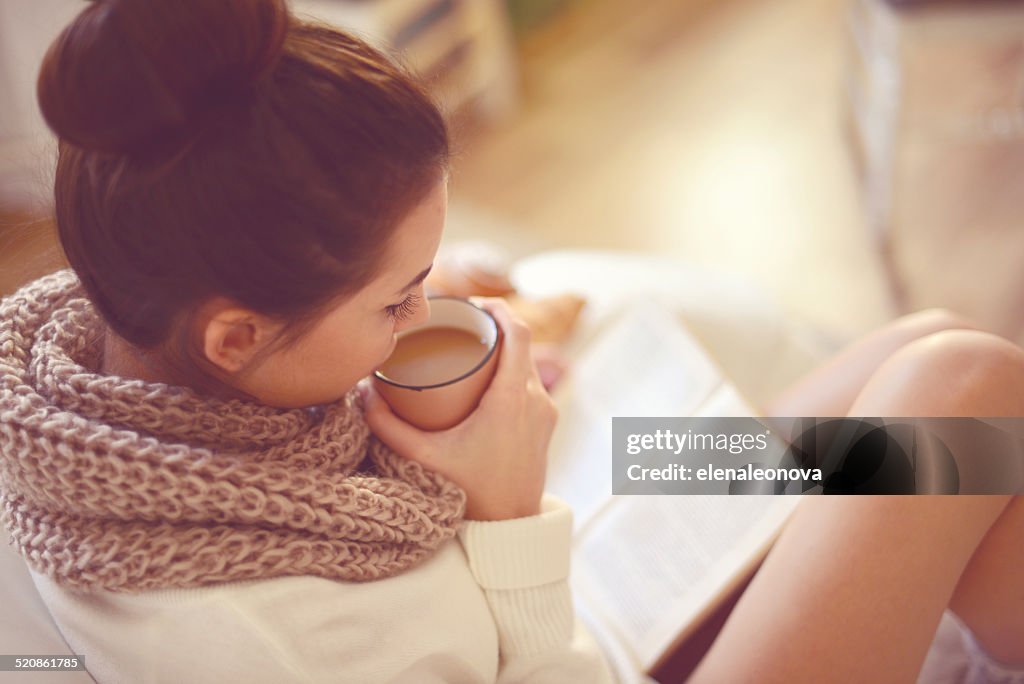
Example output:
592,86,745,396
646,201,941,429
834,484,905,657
690,329,1024,684
847,328,1024,418
949,496,1024,666
690,497,1012,684
764,308,977,418
849,329,1024,666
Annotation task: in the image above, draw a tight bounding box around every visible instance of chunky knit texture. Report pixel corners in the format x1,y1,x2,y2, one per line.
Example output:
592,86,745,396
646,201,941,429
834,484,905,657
0,269,465,592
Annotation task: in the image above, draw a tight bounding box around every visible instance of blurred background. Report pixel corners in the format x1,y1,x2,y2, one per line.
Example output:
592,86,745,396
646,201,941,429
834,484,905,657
2,0,1024,345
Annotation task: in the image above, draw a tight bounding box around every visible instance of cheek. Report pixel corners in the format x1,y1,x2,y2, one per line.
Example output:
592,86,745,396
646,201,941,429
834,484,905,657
381,332,398,360
375,320,400,360
318,323,393,374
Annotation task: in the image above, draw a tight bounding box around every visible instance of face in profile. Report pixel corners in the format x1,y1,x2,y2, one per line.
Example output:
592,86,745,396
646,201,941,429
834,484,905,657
221,179,448,408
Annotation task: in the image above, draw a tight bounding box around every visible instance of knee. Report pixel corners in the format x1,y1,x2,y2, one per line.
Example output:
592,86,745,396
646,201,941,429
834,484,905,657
903,329,1024,375
854,329,1024,416
899,307,979,337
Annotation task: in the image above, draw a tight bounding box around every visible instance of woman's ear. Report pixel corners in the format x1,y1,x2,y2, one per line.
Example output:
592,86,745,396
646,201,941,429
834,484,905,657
199,300,279,374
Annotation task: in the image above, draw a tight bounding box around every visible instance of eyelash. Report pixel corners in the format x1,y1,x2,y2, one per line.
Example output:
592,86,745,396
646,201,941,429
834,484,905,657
385,292,421,321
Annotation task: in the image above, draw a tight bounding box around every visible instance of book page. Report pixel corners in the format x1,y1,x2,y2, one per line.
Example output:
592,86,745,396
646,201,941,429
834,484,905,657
546,301,722,529
572,495,800,672
545,300,802,675
566,300,722,421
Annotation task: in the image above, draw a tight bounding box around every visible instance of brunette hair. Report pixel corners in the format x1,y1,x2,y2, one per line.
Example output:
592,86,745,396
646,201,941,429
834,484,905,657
36,0,449,393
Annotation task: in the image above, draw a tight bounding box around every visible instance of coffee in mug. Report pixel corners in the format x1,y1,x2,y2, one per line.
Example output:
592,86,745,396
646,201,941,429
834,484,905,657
373,297,501,430
379,327,491,387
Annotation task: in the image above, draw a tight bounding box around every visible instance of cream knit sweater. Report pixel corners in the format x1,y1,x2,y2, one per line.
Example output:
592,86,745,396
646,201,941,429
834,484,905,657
1,270,615,683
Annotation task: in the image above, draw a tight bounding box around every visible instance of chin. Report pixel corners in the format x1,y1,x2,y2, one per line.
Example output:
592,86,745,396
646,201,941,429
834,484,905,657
322,382,362,407
272,384,356,410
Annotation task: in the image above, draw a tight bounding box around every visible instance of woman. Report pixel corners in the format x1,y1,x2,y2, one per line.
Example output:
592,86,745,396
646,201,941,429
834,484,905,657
0,0,1020,682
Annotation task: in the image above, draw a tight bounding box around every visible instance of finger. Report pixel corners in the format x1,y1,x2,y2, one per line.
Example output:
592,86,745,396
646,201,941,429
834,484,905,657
532,348,568,391
362,384,436,464
473,298,549,396
473,298,533,385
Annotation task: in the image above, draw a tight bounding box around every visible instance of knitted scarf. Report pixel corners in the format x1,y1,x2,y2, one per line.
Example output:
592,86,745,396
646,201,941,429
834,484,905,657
0,270,465,592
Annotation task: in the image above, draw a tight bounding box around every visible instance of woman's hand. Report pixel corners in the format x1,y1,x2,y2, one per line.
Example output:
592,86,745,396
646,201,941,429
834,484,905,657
363,298,557,521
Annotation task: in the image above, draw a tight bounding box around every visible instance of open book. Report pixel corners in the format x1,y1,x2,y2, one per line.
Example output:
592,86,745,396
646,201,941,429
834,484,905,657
544,300,803,682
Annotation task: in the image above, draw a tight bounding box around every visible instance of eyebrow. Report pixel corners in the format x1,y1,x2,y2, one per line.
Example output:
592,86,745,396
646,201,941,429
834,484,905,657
395,265,433,296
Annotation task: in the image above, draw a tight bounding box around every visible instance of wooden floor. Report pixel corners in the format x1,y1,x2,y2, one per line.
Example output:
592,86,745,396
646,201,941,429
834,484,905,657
0,209,64,297
7,0,1022,342
448,0,897,338
1,0,895,337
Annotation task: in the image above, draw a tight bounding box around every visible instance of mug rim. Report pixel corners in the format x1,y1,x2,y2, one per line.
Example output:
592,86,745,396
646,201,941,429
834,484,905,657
372,296,501,391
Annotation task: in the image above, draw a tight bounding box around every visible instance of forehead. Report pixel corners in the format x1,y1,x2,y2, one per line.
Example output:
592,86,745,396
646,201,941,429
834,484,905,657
373,180,448,291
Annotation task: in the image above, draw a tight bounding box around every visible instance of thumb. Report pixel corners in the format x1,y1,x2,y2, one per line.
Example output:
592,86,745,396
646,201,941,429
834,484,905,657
362,384,435,463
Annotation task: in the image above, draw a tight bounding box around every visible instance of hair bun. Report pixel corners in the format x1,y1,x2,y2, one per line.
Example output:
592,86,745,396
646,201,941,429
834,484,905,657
37,0,289,156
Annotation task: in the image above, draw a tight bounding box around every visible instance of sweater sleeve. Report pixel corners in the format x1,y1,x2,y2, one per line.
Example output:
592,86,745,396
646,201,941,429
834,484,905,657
456,493,616,683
